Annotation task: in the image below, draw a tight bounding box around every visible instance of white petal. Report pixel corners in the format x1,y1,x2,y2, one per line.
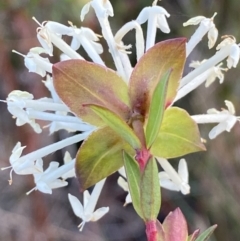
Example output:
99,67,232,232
207,108,219,114
160,179,180,191
209,121,229,139
29,47,49,55
46,21,72,35
118,167,126,178
37,32,53,56
205,71,217,87
35,159,44,172
117,176,129,192
83,190,91,208
68,193,84,218
36,181,52,194
180,183,190,195
49,179,68,189
90,41,103,54
85,179,106,215
225,116,237,132
104,1,114,17
183,16,206,26
158,171,170,180
10,142,25,164
156,14,170,33
227,44,240,68
125,193,132,205
60,53,71,61
70,36,81,50
208,26,218,49
44,162,59,175
178,159,188,183
225,100,235,114
136,7,150,24
91,207,109,222
80,2,91,21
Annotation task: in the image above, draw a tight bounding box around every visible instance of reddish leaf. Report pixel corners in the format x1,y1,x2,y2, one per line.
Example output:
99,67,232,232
129,38,186,120
163,208,188,241
53,60,130,126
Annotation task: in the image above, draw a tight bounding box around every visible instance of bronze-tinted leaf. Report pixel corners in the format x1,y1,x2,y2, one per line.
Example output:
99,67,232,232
53,60,130,126
129,38,186,120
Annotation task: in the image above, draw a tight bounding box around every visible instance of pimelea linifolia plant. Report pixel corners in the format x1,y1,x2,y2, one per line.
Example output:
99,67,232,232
2,0,240,240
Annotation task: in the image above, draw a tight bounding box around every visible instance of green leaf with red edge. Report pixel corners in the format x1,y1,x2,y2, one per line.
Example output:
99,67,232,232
188,230,200,241
163,208,188,241
88,104,141,149
123,151,143,219
53,60,130,127
140,157,161,221
76,126,134,190
129,38,186,120
151,107,206,158
195,225,217,241
145,69,172,148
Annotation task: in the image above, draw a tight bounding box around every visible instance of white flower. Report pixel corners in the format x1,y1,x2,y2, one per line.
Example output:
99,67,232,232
189,60,228,87
114,20,145,62
81,0,114,21
117,167,132,206
68,179,108,231
42,75,62,103
46,21,104,65
1,142,43,185
12,48,52,77
7,91,42,133
207,100,238,139
27,160,75,195
216,36,240,68
137,6,170,33
61,152,76,180
157,158,190,195
3,132,90,186
180,36,236,88
33,18,83,59
184,13,218,56
136,5,170,50
174,60,228,103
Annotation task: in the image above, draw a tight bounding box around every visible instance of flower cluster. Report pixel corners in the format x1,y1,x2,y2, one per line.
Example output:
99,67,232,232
2,0,240,232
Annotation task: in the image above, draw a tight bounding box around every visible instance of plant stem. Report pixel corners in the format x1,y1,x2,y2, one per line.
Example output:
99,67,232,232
146,220,158,241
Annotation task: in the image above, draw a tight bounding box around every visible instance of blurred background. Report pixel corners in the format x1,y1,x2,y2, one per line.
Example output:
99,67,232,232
1,0,240,240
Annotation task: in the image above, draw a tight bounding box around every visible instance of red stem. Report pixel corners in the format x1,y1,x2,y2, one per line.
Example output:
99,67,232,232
146,220,158,241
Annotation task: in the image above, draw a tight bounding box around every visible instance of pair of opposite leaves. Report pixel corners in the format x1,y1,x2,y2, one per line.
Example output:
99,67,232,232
52,38,205,190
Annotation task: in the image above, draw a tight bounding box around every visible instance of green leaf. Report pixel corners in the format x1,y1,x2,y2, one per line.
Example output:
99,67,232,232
89,104,141,149
129,38,186,120
53,60,130,126
151,107,206,158
195,225,217,241
140,157,161,221
145,69,172,148
123,151,143,219
76,126,134,190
